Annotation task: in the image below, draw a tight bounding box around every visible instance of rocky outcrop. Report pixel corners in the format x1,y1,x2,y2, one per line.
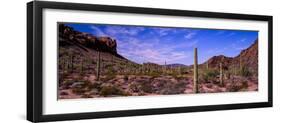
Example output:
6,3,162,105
204,39,258,71
233,39,258,71
206,55,233,69
59,24,118,55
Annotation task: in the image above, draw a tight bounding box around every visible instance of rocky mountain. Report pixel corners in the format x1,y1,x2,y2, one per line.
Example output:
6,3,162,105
59,24,124,58
203,39,258,72
205,55,233,69
233,39,258,71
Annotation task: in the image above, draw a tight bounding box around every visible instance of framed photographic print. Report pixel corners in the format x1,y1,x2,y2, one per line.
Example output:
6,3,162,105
27,1,273,122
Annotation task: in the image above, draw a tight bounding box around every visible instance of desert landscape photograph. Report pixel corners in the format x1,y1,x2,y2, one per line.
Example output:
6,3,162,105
58,23,258,99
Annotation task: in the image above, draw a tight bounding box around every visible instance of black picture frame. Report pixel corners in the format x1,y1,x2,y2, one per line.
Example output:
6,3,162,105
27,1,273,122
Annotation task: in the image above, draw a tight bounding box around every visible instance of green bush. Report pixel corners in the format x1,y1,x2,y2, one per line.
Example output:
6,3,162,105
201,69,219,82
148,71,161,78
140,82,153,93
239,66,252,77
99,85,130,96
106,66,116,75
226,81,248,92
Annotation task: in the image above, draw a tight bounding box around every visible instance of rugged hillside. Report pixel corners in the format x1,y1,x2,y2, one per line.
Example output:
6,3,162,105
203,39,258,72
205,55,233,69
58,24,137,79
233,39,258,72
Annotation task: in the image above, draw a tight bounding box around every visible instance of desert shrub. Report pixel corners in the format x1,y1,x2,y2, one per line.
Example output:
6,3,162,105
226,81,248,92
177,67,185,75
129,83,140,93
239,66,252,77
106,66,116,74
140,82,153,93
173,74,186,80
99,84,129,96
242,81,249,88
148,71,161,78
158,82,186,95
89,82,102,90
201,69,219,82
70,80,93,94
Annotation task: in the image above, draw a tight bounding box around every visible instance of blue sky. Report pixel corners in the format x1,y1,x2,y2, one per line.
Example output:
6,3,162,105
65,23,258,65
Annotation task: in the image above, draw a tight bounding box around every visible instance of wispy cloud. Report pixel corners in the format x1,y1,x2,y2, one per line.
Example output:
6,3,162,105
105,25,144,36
207,47,227,54
238,38,246,42
184,32,197,39
157,28,173,36
116,36,191,65
90,26,107,36
215,30,235,37
231,42,248,51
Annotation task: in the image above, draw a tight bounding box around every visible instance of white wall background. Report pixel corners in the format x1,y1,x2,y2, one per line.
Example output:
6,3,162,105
0,0,280,122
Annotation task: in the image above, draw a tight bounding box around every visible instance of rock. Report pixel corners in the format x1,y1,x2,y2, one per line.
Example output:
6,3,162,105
70,82,84,88
59,24,119,56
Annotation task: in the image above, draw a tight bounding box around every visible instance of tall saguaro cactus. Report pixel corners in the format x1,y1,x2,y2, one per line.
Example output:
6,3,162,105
220,63,223,85
193,48,199,93
206,61,209,70
234,65,237,75
164,60,167,74
96,51,101,81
